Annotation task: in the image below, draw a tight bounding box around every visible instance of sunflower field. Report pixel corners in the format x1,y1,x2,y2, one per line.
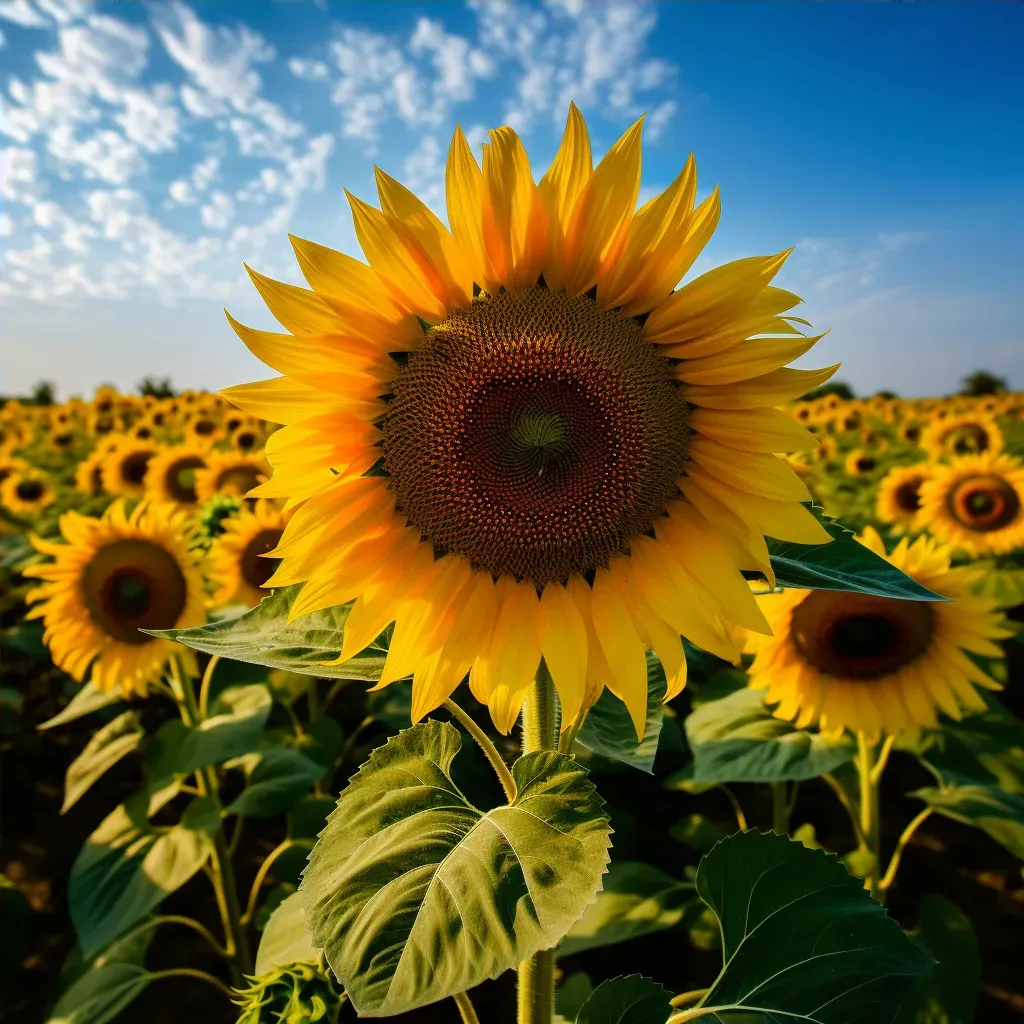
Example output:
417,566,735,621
3,109,1024,1024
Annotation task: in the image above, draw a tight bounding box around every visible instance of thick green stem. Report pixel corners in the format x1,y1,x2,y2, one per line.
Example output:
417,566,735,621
770,782,789,836
856,732,882,901
517,664,558,1024
453,990,482,1024
444,698,516,803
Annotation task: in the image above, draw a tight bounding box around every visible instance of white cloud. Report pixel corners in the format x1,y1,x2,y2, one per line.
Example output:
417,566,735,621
200,189,234,229
289,57,329,80
0,145,41,203
0,212,13,236
0,0,49,29
168,179,195,204
191,153,219,190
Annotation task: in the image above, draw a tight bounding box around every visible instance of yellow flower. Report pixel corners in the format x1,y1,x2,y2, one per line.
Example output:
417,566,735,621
101,439,158,497
843,449,879,476
1,468,55,516
919,412,1003,459
145,444,210,509
918,452,1024,556
208,500,287,607
23,500,206,696
221,105,836,735
194,451,270,504
876,464,934,532
74,450,108,497
746,527,1011,740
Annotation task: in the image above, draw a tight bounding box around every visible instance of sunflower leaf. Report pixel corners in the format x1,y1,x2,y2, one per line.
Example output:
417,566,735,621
894,895,980,1024
38,683,123,731
227,745,327,818
255,892,319,975
766,505,946,601
302,720,611,1015
62,710,145,814
69,794,218,958
44,962,153,1024
684,687,855,783
557,861,693,957
910,783,1024,860
574,975,672,1024
148,585,388,680
689,830,933,1023
576,651,666,772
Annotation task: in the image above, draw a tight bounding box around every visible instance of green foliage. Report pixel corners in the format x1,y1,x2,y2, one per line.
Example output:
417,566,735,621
558,861,693,957
38,683,122,731
895,895,980,1024
234,961,342,1024
302,720,612,1015
802,381,855,401
227,746,327,818
254,893,319,975
574,975,672,1024
45,962,152,1024
911,783,1024,860
62,710,144,813
959,369,1007,396
576,652,666,772
690,830,933,1022
682,688,855,783
150,586,387,680
767,506,945,601
137,376,175,399
69,793,219,957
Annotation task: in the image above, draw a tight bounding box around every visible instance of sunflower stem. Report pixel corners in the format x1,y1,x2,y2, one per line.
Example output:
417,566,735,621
879,807,934,894
856,732,883,902
770,782,789,836
453,990,482,1024
517,663,558,1024
198,654,220,720
444,698,516,803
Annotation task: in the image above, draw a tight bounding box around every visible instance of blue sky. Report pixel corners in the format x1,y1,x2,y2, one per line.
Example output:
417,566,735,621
2,0,1022,399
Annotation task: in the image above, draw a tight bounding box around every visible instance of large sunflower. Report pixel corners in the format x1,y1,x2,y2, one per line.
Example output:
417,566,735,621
221,105,836,734
876,463,934,532
194,451,270,504
23,500,206,695
746,528,1010,740
101,439,158,497
919,412,1003,459
208,500,287,607
145,445,210,509
918,452,1024,556
1,469,55,516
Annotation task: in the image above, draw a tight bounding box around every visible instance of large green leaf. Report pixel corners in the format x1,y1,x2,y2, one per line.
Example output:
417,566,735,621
38,684,122,731
302,720,611,1015
576,651,666,773
894,895,979,1024
688,830,933,1022
45,963,152,1024
69,795,218,957
575,975,672,1024
767,507,944,601
685,688,855,783
227,746,327,818
149,585,387,680
911,784,1024,860
146,683,272,780
558,861,693,957
62,711,144,813
255,892,319,975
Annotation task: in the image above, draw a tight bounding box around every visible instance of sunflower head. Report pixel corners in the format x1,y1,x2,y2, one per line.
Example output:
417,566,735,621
233,961,342,1024
219,104,837,734
74,450,108,497
101,439,158,497
919,412,1003,459
23,500,206,695
746,527,1010,740
208,499,286,607
194,451,270,504
145,445,210,508
1,469,55,516
843,449,879,477
876,463,933,532
918,452,1024,556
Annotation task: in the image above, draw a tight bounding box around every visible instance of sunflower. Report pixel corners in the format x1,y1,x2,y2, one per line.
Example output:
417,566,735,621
920,412,1003,459
228,421,265,454
145,445,210,509
221,104,837,735
208,500,287,607
844,449,879,476
918,452,1024,556
897,420,924,446
0,455,29,487
101,439,158,497
75,450,108,497
194,451,270,503
746,528,1010,740
185,413,224,446
1,469,55,516
876,464,934,532
24,500,205,695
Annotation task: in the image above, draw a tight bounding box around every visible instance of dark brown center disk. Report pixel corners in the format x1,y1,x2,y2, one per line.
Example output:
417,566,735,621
241,528,282,590
894,477,923,513
380,288,691,586
949,475,1022,532
791,590,933,680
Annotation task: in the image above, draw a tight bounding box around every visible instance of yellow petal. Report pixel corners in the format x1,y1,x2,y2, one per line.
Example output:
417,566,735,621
676,332,826,387
689,406,819,453
244,266,345,336
220,378,348,426
446,124,489,290
563,116,643,295
537,581,589,729
682,364,841,410
687,436,811,503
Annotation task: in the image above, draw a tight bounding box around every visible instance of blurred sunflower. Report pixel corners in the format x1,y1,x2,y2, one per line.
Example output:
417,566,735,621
746,528,1010,739
897,420,924,446
844,449,879,476
23,500,206,696
0,454,29,486
185,413,224,446
145,445,209,509
919,452,1024,556
208,500,286,607
876,464,933,532
1,468,55,516
75,450,107,497
194,451,270,503
228,422,265,454
920,412,1003,459
101,439,157,497
221,105,836,734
